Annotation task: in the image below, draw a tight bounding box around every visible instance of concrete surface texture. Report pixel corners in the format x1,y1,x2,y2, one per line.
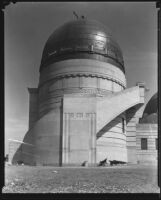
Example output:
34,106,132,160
136,124,158,164
9,19,158,166
37,59,126,119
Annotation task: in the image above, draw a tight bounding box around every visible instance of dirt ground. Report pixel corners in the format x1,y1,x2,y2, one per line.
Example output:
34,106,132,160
2,164,160,193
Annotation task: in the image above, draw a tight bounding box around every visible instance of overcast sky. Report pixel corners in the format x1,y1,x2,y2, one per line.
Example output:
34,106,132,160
4,2,158,154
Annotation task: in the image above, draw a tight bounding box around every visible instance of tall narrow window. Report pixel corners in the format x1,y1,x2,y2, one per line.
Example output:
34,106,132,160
122,118,125,133
155,138,158,150
141,138,148,150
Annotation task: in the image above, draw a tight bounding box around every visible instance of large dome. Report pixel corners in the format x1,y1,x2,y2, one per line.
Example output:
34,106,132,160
139,93,158,124
40,19,124,72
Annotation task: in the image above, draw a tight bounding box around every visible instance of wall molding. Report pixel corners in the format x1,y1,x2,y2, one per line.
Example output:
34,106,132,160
39,73,126,89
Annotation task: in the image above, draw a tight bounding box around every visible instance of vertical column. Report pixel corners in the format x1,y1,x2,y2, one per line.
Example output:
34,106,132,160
135,82,145,123
126,107,139,164
88,114,92,164
90,113,96,166
62,113,69,165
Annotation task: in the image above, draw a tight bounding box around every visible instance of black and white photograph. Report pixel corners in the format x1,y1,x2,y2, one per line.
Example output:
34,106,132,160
3,2,159,194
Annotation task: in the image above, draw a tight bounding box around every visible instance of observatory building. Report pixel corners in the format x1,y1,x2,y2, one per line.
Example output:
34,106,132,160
10,19,158,166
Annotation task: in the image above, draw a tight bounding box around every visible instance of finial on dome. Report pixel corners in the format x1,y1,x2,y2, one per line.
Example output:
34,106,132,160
73,11,79,19
72,12,85,20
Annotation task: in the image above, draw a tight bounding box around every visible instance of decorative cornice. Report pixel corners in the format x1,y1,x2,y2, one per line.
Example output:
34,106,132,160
39,73,126,89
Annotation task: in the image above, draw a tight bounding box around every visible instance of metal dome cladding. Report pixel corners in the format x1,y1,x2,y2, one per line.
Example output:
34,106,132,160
40,19,125,73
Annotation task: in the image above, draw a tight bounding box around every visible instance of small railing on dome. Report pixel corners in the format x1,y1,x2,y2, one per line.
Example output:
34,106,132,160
41,45,124,71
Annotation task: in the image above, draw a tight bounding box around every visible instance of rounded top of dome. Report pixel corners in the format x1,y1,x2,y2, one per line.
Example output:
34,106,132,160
40,19,124,72
139,93,158,124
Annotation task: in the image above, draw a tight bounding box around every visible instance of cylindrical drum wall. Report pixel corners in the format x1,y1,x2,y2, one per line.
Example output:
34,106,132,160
38,59,126,118
96,113,127,163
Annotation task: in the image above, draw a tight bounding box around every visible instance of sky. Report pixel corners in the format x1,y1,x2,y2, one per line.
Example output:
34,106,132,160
4,2,158,154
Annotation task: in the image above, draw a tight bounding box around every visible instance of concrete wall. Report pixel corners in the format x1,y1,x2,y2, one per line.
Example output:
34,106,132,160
126,99,145,164
8,141,21,164
62,89,144,165
38,59,126,119
11,128,35,165
126,111,137,164
97,114,127,162
13,86,146,166
97,86,144,133
28,88,38,129
12,107,62,166
14,85,145,166
63,95,97,166
39,59,126,87
136,124,158,164
51,84,145,165
18,58,147,166
34,107,62,166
